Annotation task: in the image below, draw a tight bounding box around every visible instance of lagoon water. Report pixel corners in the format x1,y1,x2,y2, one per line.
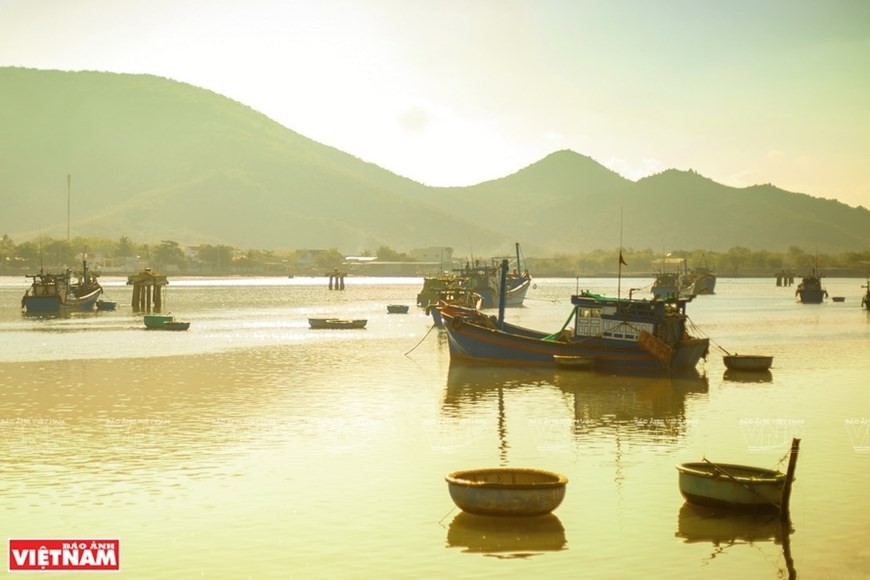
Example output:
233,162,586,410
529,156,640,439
1,275,869,579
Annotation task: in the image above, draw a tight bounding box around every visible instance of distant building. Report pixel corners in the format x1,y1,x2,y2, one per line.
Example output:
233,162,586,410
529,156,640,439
410,246,454,264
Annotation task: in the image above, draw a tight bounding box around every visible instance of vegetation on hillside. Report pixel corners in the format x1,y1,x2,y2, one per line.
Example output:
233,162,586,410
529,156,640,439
3,67,870,256
2,234,869,277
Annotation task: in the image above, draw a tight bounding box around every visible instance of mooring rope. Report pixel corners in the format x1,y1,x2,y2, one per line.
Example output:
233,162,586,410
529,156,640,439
404,322,437,357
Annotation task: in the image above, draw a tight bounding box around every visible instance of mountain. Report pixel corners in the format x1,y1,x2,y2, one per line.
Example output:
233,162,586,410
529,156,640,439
2,67,869,256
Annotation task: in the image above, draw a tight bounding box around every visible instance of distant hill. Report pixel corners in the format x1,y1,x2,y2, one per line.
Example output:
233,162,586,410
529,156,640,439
2,67,869,256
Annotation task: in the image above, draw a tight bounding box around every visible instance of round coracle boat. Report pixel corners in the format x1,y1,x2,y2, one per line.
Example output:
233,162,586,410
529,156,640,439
445,467,568,517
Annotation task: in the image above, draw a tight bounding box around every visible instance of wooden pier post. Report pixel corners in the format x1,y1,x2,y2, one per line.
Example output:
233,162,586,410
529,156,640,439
780,437,801,521
127,269,169,313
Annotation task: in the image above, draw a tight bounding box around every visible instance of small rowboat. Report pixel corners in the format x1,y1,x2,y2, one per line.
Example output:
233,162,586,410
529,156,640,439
723,355,773,371
308,318,367,330
387,304,410,314
676,461,786,511
831,296,845,302
553,355,596,370
144,314,190,331
445,467,568,517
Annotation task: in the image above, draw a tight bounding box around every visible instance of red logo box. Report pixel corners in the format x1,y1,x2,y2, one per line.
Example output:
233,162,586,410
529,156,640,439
8,539,119,572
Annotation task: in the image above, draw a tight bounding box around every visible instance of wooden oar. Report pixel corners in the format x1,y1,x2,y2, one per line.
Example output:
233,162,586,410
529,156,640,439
702,457,781,510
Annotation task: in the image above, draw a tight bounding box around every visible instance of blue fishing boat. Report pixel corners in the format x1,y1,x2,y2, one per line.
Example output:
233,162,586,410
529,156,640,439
21,258,103,313
441,289,709,373
417,243,531,310
795,267,827,303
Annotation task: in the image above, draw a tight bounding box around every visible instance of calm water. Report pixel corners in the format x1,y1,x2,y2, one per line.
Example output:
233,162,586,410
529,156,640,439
1,275,869,579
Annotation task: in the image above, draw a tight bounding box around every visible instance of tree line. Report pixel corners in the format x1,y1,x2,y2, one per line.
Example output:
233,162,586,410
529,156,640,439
1,234,869,277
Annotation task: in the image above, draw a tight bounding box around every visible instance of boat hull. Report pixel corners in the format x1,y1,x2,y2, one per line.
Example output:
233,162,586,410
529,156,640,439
723,355,773,371
308,318,367,329
21,295,63,312
22,286,102,312
676,462,785,511
797,290,826,304
445,468,568,517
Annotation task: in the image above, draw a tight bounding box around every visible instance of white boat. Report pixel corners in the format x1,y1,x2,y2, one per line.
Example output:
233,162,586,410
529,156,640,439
676,462,785,511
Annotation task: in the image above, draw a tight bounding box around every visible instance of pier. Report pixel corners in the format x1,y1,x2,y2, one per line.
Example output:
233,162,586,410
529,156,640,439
127,268,169,312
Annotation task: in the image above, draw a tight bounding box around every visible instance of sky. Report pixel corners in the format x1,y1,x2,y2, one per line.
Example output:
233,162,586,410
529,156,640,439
2,0,869,208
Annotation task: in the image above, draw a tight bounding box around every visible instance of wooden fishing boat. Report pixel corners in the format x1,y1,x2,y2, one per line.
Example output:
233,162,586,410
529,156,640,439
553,355,596,370
445,467,568,517
676,461,786,511
795,267,827,303
441,290,709,373
21,259,103,313
723,354,773,371
308,318,367,330
386,304,409,314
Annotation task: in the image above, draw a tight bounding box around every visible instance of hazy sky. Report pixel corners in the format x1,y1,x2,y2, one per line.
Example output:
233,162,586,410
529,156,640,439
2,0,869,207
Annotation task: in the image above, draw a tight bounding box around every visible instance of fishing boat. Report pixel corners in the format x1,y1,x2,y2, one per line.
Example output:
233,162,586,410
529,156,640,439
795,267,828,303
308,318,367,329
144,314,190,330
650,257,691,300
862,279,870,310
441,289,710,373
445,467,568,517
21,258,103,313
386,304,409,314
676,462,786,511
426,288,483,327
723,354,773,371
683,264,717,295
417,243,531,310
416,274,457,308
651,271,682,300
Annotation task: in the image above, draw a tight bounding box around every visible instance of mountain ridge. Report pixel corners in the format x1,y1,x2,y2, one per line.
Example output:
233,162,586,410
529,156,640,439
1,67,868,256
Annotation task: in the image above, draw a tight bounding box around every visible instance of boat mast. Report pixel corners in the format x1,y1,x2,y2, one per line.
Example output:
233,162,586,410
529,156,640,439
617,207,624,302
67,174,71,243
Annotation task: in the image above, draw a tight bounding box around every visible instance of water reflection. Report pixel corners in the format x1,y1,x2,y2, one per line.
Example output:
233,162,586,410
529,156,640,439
443,362,709,447
446,512,566,558
723,369,774,384
676,503,797,579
